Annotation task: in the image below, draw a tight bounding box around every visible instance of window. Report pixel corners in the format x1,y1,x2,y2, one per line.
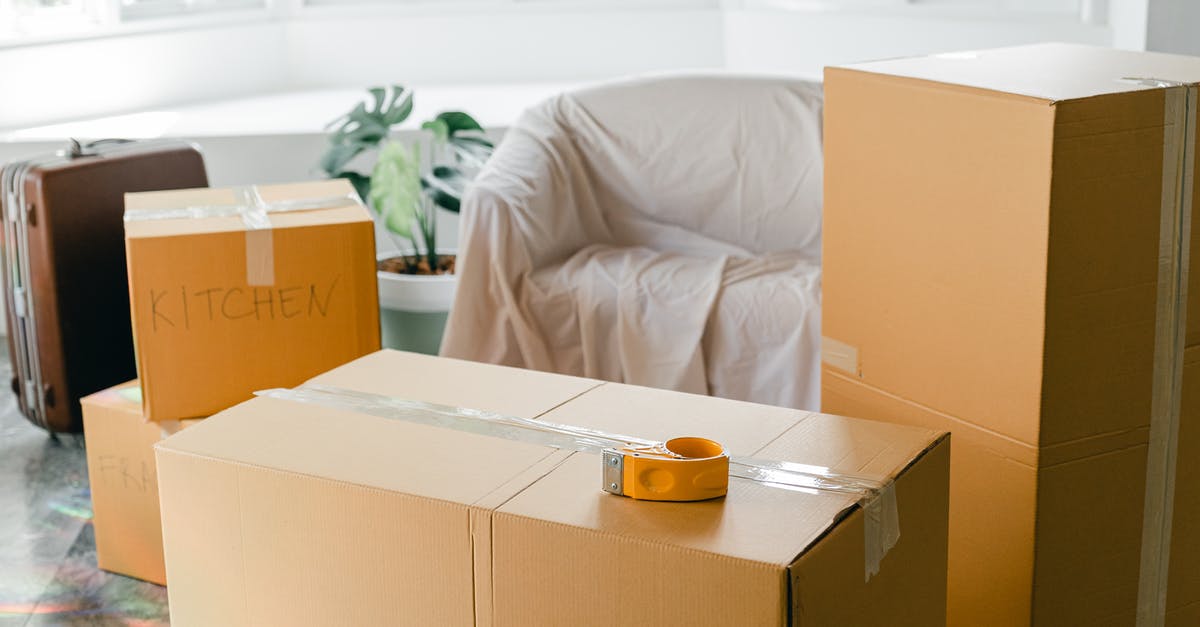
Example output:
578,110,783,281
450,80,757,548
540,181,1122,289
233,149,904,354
120,0,266,21
0,0,108,40
744,0,1089,18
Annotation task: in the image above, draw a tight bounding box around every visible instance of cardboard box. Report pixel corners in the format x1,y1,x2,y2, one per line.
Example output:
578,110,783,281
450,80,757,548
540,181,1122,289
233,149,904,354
124,179,381,421
81,380,199,585
156,350,950,626
822,43,1200,626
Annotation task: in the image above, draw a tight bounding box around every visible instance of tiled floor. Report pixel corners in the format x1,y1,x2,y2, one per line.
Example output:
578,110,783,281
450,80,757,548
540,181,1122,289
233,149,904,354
0,357,169,626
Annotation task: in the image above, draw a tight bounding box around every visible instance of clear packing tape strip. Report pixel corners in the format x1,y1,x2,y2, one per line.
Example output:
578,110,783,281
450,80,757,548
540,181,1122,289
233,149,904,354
1135,79,1198,626
257,383,901,581
123,185,360,286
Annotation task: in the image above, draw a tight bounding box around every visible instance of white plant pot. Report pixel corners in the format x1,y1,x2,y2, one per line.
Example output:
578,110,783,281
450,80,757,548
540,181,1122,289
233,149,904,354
376,250,458,313
376,250,457,355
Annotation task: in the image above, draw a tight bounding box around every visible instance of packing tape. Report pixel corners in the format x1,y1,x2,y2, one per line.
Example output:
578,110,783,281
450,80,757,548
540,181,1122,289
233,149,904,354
256,383,901,581
1136,80,1197,627
124,185,359,286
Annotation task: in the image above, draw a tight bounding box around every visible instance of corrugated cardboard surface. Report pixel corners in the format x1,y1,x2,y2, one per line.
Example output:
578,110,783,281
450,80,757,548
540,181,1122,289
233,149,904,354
157,350,948,626
1169,345,1200,627
823,369,1035,626
124,179,381,421
823,65,1055,448
81,380,197,585
822,43,1200,626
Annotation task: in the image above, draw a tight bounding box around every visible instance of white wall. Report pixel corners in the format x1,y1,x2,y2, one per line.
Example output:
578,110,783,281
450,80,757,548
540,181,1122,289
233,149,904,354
1146,0,1200,56
1109,0,1149,49
0,21,288,129
286,9,724,87
724,9,1111,78
2,3,1160,130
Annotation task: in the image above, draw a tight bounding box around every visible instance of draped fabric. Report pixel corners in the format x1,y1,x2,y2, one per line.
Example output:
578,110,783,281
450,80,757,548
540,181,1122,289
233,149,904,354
441,74,824,410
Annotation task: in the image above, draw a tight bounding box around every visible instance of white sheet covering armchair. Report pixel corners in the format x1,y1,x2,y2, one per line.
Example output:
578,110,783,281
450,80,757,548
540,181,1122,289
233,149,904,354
440,74,825,410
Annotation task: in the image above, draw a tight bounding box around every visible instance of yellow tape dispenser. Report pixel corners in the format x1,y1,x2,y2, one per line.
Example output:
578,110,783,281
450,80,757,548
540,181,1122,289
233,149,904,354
602,437,729,502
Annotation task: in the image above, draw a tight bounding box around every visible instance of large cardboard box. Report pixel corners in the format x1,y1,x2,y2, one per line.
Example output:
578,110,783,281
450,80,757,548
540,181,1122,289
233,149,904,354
156,350,950,626
822,43,1200,626
81,380,199,585
124,179,381,421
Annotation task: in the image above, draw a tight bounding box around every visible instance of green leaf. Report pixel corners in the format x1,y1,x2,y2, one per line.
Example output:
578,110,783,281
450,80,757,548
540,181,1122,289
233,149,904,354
421,118,450,144
369,141,423,239
448,139,492,171
319,142,367,176
381,87,414,126
451,134,494,149
432,111,484,136
324,85,413,148
424,166,471,213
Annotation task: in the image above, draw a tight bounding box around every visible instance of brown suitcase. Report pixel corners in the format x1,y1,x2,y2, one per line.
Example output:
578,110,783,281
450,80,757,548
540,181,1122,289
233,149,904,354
0,139,208,433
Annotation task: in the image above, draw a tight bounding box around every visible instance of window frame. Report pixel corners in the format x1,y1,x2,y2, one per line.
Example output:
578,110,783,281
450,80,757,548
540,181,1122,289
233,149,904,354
0,0,1104,49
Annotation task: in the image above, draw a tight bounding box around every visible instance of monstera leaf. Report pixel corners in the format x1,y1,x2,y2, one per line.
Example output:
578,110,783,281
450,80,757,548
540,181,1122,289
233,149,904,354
320,85,414,176
421,166,469,213
369,141,423,239
418,111,494,213
420,111,484,142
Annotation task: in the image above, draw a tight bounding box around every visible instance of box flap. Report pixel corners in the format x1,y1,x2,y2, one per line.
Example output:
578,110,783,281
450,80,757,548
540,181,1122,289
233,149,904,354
493,382,943,566
305,350,601,417
494,451,857,566
835,43,1200,102
533,382,805,455
156,350,603,505
125,179,371,239
158,397,566,505
754,412,943,481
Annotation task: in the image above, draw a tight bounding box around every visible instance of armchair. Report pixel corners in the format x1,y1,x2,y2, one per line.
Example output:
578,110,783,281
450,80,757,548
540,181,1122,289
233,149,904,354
441,74,824,409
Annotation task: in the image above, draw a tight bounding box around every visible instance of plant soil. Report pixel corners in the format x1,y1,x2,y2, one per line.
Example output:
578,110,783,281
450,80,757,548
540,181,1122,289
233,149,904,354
378,254,456,276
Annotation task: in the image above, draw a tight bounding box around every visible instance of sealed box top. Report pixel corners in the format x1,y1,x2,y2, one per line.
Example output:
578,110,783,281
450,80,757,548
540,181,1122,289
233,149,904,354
124,179,371,239
835,42,1200,102
156,350,949,625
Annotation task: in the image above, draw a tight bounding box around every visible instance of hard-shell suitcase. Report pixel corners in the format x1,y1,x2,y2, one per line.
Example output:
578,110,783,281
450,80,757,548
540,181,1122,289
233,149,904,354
0,139,208,433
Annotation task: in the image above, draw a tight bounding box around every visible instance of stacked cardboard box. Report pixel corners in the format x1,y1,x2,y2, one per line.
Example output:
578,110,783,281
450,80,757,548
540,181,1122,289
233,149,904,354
822,43,1200,626
81,381,198,584
155,350,951,626
81,179,382,583
123,179,381,421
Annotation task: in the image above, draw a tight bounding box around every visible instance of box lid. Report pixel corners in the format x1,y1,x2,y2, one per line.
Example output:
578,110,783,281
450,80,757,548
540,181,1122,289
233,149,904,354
835,43,1200,102
157,350,942,566
124,179,371,239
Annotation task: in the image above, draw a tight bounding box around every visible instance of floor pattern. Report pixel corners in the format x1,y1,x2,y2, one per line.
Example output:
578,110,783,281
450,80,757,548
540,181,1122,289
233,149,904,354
0,358,169,626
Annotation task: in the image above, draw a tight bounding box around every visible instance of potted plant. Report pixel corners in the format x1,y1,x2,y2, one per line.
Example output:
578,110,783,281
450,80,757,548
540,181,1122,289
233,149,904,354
320,85,493,354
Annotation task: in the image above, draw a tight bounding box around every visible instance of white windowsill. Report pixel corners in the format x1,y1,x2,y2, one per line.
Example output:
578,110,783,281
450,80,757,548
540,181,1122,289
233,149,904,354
0,82,578,142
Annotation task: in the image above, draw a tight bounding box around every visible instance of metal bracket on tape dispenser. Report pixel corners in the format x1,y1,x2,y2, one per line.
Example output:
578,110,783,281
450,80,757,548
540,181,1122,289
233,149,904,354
602,437,729,502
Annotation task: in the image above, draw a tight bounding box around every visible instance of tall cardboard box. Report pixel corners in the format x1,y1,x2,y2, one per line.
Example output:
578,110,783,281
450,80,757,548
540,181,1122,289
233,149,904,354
81,381,199,585
822,43,1200,626
124,179,381,421
156,350,950,626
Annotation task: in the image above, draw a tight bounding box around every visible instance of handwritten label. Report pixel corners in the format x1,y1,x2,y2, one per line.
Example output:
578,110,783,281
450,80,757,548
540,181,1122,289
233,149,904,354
149,276,340,332
96,455,153,493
